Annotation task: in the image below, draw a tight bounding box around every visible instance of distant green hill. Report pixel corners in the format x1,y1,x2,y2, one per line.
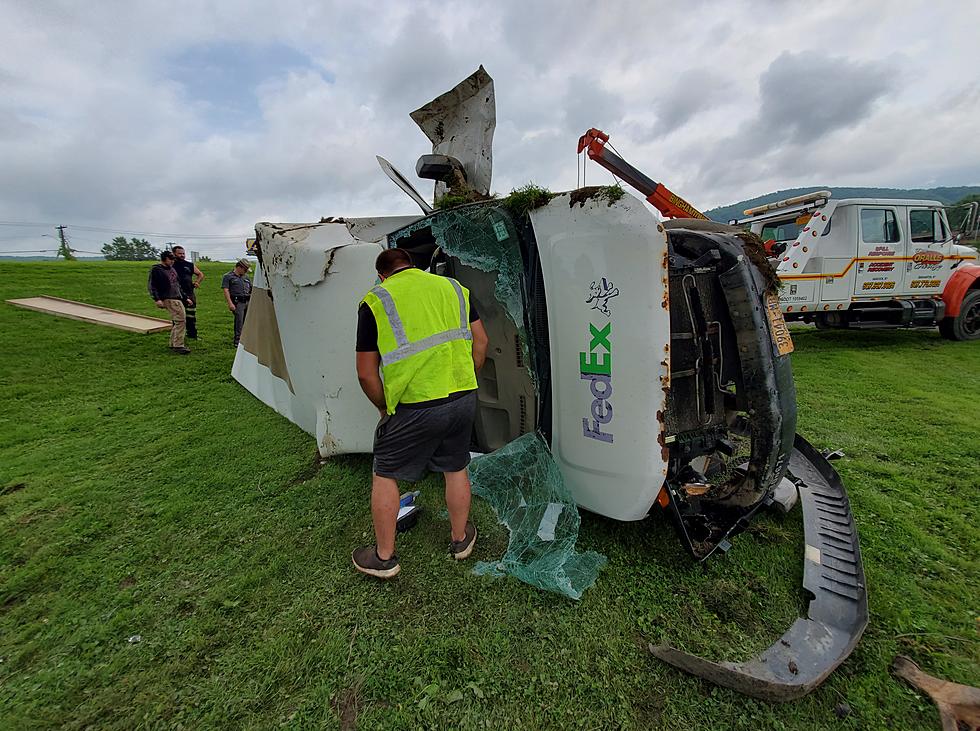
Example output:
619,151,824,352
706,186,980,222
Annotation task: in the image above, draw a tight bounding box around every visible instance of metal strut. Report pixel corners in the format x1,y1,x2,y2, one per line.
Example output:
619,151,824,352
576,128,708,220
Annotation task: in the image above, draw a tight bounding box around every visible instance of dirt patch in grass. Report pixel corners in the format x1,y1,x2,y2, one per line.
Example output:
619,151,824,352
702,577,763,625
289,449,326,486
1,482,27,496
332,679,362,731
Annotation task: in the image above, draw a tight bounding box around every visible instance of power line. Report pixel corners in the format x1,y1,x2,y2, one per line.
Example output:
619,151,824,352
0,220,249,239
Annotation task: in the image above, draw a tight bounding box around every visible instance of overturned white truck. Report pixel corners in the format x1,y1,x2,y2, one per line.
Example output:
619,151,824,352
232,68,867,701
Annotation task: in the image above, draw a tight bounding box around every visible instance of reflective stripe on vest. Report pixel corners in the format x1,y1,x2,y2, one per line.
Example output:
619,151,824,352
368,278,472,367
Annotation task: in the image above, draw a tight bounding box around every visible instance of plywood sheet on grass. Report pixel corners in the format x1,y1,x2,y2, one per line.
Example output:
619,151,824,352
6,296,172,334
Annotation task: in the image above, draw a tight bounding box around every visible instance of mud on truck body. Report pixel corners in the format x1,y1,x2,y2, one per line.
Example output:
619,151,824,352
733,191,980,339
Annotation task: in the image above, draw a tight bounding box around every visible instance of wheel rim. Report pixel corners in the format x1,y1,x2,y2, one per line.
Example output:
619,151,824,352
963,299,980,335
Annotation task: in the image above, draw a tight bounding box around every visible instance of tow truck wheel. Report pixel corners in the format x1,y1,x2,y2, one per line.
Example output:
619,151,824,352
940,289,980,341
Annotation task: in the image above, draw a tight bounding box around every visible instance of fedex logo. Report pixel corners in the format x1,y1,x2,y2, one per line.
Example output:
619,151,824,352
580,321,613,443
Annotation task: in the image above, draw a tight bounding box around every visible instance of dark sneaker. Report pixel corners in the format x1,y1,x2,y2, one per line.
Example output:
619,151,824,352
352,545,400,579
450,522,477,560
171,346,191,355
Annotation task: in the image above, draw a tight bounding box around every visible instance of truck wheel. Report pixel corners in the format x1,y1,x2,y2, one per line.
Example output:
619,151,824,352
940,289,980,341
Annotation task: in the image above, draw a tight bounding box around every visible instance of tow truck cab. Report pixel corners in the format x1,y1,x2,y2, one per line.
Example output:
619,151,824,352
732,193,980,337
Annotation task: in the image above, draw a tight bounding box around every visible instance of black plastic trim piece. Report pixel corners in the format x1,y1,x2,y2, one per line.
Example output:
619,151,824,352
650,434,868,701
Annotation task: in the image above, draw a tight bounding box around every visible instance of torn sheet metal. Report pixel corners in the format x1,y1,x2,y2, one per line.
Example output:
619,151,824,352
410,66,495,200
256,216,421,287
237,215,419,456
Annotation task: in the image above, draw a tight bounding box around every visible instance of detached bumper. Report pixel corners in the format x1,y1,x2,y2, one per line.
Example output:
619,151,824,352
650,434,868,701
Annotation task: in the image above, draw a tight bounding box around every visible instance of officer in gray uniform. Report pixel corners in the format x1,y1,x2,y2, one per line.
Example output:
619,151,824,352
221,258,252,346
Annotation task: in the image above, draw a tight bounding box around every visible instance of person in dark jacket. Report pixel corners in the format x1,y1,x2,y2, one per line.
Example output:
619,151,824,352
171,245,204,339
148,251,194,354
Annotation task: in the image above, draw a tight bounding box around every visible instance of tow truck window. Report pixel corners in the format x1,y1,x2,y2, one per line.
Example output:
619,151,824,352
761,222,801,241
861,209,899,244
909,209,941,243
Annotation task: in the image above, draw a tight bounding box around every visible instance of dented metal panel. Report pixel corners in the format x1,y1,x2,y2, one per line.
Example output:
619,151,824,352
529,192,671,521
237,216,420,456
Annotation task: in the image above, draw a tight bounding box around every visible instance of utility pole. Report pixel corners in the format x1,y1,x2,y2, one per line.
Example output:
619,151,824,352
55,225,75,261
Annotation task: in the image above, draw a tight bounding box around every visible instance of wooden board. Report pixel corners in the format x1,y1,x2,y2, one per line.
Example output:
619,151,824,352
6,296,172,334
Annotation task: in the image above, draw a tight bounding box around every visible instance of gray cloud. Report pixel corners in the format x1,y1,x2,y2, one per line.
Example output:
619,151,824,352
562,75,625,134
0,1,978,259
756,51,893,143
686,51,898,194
650,68,729,137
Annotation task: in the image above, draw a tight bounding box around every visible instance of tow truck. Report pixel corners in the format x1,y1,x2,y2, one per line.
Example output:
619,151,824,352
234,71,868,701
732,191,980,339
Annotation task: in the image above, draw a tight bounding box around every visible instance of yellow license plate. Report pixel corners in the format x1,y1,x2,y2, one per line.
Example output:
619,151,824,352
765,292,794,356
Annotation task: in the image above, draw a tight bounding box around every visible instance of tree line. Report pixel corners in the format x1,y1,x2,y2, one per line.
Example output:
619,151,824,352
100,237,211,261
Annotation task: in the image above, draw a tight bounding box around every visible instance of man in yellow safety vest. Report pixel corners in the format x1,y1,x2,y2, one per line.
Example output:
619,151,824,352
353,248,489,578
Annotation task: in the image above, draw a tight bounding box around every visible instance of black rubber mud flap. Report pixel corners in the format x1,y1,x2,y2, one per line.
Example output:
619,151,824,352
650,434,868,702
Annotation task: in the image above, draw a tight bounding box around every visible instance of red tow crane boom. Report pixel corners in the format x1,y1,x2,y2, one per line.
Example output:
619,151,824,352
577,128,707,220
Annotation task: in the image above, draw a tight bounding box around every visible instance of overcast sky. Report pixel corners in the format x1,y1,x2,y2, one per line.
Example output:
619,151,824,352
2,0,978,259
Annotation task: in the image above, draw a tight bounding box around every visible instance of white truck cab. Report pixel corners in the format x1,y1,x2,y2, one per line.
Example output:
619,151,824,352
231,68,872,702
733,192,980,339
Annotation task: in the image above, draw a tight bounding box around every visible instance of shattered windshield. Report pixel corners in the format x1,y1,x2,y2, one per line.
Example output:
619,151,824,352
389,202,534,372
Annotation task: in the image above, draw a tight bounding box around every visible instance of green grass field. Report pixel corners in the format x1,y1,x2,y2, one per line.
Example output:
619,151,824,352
1,261,977,730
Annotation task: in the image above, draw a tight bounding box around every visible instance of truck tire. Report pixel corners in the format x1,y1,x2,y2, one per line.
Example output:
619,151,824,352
939,289,980,341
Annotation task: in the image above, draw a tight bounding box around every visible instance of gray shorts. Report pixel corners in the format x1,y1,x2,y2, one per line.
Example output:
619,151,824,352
373,390,477,481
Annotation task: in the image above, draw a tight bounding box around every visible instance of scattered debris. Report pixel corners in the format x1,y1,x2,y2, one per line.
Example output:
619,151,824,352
468,432,606,600
127,635,142,644
893,655,980,731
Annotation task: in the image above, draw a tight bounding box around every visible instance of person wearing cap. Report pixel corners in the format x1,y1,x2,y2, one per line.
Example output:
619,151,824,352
352,248,488,579
148,250,194,354
221,259,252,346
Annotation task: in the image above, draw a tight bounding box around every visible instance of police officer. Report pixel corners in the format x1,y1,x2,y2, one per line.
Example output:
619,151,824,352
171,245,204,339
352,248,489,579
221,259,252,346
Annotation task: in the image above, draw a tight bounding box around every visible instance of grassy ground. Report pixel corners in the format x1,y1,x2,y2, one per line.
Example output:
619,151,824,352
1,261,977,730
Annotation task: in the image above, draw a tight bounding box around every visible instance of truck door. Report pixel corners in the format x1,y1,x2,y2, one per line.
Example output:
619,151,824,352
905,207,950,296
854,207,902,296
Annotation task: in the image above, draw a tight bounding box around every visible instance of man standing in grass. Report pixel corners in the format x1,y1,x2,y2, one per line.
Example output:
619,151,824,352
221,259,252,347
148,250,193,355
171,246,204,339
352,248,488,579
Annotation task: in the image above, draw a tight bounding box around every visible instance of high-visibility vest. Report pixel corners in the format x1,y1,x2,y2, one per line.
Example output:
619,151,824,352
361,267,477,414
